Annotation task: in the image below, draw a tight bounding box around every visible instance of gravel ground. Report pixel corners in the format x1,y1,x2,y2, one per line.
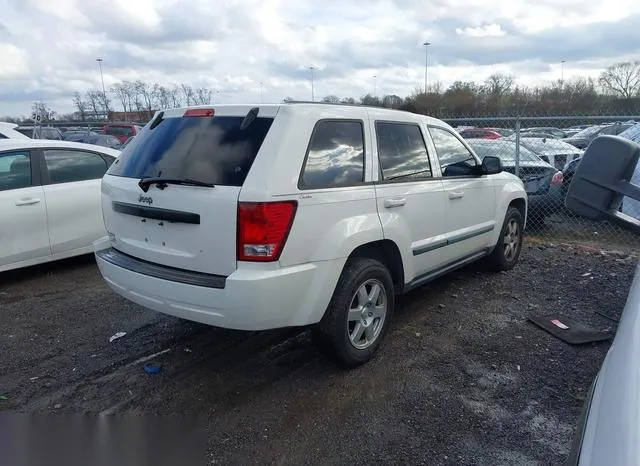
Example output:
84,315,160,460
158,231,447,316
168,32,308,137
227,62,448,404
0,243,637,465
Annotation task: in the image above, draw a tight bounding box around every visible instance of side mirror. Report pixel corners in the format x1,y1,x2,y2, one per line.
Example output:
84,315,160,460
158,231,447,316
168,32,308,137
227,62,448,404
566,135,640,232
481,155,503,175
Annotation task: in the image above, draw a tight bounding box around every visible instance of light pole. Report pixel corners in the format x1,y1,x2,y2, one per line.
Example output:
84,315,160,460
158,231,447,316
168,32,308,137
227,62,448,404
560,60,566,91
423,41,430,94
260,81,263,104
373,75,377,97
308,66,315,101
96,58,107,118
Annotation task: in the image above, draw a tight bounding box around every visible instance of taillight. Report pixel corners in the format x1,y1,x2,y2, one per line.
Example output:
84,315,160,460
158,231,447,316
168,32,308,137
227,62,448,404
551,171,564,185
237,201,298,262
184,108,214,117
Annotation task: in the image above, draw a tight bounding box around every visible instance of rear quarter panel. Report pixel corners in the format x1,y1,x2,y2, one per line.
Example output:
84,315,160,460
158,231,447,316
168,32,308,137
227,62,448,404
240,105,382,267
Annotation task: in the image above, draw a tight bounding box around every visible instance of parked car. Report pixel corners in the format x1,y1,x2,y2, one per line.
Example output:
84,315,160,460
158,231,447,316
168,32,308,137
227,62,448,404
518,137,584,170
102,123,143,144
618,123,640,144
63,129,99,142
458,128,503,139
561,156,582,199
0,139,119,272
120,136,134,149
521,127,567,139
518,132,558,139
93,103,527,367
487,127,514,137
15,126,64,140
467,138,563,226
0,122,29,139
564,123,634,149
565,135,640,465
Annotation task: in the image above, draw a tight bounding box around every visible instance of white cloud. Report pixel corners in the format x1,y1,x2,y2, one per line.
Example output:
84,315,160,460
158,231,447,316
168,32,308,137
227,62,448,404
0,0,639,116
456,24,506,38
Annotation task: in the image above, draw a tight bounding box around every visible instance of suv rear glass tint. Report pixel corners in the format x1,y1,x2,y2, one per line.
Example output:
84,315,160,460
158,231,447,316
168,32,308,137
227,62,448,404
107,115,274,187
299,120,365,190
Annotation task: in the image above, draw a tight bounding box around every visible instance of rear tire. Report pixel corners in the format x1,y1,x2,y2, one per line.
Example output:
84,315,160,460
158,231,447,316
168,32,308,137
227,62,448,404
487,207,524,271
313,258,394,367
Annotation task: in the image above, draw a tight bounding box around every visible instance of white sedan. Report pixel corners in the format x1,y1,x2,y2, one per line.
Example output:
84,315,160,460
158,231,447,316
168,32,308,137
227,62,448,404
0,139,119,272
0,122,29,140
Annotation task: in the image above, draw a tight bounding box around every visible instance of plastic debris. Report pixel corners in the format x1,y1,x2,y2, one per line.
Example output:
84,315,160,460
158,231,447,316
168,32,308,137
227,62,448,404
0,395,7,401
109,332,127,343
581,272,592,277
143,362,162,374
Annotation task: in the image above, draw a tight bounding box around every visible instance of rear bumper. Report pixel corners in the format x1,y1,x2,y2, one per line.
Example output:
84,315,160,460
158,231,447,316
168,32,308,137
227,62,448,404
93,238,344,331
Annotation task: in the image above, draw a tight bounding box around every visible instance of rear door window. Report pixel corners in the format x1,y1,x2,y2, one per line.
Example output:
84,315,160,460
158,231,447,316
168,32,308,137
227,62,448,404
108,115,274,187
44,150,108,184
299,120,364,189
376,122,431,181
0,151,31,191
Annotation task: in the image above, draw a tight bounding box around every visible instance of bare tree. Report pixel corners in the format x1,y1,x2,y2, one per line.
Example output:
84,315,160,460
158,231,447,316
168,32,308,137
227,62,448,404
341,97,356,104
122,81,137,113
99,91,111,114
195,87,213,105
31,101,55,122
484,73,515,96
156,86,172,109
85,91,102,118
360,94,382,106
382,94,403,108
180,83,195,106
599,61,640,100
169,85,182,107
110,83,129,112
321,95,340,103
72,92,88,121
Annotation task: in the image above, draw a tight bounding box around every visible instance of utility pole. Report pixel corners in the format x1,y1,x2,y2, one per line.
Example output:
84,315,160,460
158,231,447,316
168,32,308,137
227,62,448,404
423,41,430,94
96,58,107,119
308,66,315,101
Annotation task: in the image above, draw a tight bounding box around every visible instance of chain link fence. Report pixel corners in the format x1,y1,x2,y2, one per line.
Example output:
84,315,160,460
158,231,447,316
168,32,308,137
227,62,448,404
442,114,640,251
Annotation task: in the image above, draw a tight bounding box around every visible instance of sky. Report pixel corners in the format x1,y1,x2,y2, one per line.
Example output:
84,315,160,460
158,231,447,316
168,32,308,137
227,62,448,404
1,0,640,117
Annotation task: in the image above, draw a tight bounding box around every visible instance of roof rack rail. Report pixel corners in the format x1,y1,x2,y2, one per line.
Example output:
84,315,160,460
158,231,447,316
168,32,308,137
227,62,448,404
283,100,412,113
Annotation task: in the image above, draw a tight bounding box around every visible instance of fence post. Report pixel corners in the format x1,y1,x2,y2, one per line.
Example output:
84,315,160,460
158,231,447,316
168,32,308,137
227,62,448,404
514,116,521,177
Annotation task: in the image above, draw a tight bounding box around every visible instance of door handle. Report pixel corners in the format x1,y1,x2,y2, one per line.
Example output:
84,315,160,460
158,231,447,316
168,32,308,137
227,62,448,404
15,198,41,206
384,197,406,208
448,192,465,200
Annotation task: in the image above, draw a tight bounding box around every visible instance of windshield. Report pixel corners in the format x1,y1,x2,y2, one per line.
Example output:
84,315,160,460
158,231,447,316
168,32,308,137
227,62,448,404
107,114,274,187
521,139,581,153
573,126,605,138
619,124,640,144
467,140,542,163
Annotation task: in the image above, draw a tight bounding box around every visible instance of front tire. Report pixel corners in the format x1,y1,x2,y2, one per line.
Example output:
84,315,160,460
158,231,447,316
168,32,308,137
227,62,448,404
487,206,524,271
313,258,395,367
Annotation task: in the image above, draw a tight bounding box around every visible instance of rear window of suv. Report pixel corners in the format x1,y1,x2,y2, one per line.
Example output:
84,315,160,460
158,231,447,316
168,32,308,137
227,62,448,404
107,114,274,187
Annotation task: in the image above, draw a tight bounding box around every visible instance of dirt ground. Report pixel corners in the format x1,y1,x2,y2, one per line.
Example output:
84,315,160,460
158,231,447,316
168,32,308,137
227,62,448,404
0,243,637,465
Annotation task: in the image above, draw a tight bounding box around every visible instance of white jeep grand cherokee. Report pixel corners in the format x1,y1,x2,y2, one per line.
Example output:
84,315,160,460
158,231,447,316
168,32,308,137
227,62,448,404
94,103,527,366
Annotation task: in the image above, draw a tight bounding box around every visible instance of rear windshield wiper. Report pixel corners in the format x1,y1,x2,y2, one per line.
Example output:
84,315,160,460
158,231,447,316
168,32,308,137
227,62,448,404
138,177,215,192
